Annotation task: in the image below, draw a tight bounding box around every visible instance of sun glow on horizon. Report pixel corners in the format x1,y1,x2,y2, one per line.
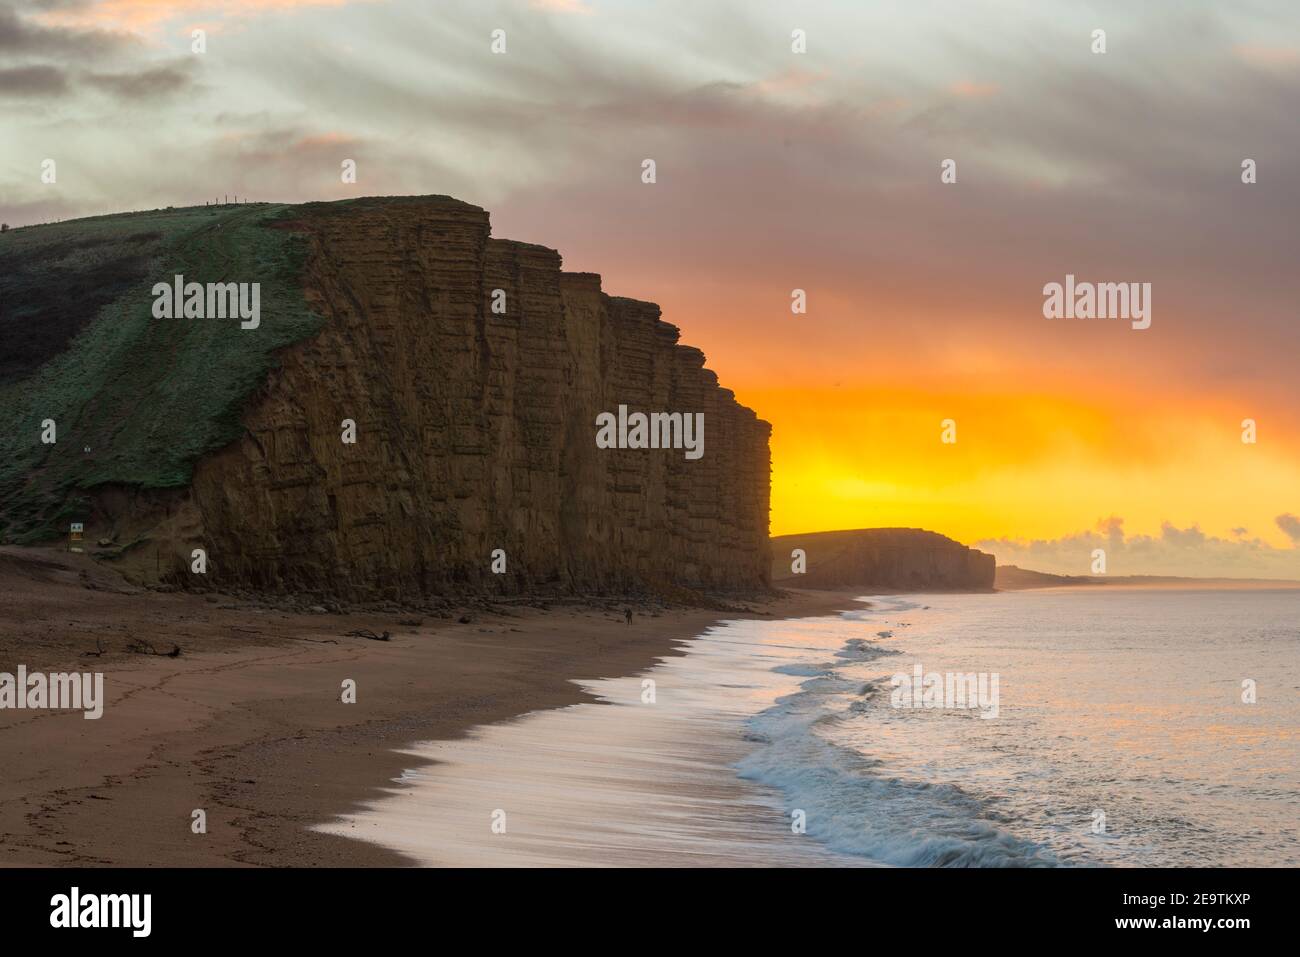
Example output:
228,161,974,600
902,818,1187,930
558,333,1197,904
742,385,1300,569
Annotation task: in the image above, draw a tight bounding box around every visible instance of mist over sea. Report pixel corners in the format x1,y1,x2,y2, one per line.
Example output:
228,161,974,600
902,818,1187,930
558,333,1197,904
322,589,1299,867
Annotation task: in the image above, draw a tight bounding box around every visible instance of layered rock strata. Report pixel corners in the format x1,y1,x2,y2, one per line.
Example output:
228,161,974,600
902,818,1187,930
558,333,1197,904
163,197,773,599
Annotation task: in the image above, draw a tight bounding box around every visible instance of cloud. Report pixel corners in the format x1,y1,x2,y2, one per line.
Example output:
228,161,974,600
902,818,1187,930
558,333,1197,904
979,517,1300,579
530,0,592,12
28,0,369,33
1232,43,1300,69
1160,522,1207,548
948,80,999,98
0,2,166,101
0,193,83,227
0,63,69,96
84,62,194,99
0,4,134,59
1276,513,1300,544
2,0,1299,458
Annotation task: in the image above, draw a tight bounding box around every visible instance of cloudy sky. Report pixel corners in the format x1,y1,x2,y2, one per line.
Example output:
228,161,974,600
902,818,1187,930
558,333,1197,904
3,0,1298,576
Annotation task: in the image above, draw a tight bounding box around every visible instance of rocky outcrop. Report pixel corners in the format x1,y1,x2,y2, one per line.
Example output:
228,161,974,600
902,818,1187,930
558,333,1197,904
120,196,770,600
994,565,1099,589
770,528,995,591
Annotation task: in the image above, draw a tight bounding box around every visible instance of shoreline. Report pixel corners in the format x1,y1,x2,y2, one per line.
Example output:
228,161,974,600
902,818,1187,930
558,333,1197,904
321,602,881,867
0,547,862,867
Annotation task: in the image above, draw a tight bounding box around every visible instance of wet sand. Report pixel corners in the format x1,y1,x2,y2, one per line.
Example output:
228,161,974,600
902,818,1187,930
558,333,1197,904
319,608,878,866
0,546,858,866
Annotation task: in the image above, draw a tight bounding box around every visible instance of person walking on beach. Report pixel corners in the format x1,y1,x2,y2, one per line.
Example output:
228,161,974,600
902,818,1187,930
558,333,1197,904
624,607,633,626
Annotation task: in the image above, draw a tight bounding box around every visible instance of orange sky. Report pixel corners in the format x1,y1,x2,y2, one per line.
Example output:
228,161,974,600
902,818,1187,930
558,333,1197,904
742,384,1300,547
527,257,1300,561
5,0,1298,574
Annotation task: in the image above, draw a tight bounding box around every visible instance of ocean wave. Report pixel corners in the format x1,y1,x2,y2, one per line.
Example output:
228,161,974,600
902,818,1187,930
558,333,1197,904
836,638,902,662
772,663,829,677
737,707,1060,866
739,618,1061,868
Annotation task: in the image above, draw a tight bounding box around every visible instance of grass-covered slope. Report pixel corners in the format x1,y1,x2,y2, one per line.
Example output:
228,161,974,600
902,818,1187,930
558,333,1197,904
0,203,324,543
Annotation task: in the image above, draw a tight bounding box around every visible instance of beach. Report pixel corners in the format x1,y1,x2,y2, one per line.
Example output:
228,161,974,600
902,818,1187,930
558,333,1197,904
0,546,857,866
4,547,1295,869
322,589,1299,868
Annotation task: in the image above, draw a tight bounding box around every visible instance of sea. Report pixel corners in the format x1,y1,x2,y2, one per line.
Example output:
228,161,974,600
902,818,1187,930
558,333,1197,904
317,588,1299,867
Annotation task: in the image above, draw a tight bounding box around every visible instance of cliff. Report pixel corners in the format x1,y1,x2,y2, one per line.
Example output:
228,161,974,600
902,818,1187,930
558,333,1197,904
0,196,772,600
994,565,1102,589
770,528,995,591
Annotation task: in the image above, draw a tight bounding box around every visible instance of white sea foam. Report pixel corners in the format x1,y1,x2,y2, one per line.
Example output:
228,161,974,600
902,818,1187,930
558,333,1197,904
319,589,1300,867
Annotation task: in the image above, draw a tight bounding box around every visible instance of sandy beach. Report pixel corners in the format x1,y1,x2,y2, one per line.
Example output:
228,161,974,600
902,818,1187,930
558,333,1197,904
0,547,857,867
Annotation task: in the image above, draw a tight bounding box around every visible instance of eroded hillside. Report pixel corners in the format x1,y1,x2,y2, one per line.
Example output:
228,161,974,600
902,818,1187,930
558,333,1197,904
771,528,995,591
0,196,772,600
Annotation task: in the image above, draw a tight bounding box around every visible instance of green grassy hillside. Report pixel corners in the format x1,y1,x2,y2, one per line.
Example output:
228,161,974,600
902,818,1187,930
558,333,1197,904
0,203,323,543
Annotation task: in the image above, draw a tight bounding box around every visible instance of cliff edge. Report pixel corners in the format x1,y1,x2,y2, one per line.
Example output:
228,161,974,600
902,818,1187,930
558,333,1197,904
770,528,995,591
0,196,772,600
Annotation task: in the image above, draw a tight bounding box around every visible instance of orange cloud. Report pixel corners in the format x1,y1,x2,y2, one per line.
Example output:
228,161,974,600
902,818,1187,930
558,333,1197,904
292,131,359,148
35,0,368,33
529,0,593,12
1232,44,1300,69
948,80,1000,98
758,67,826,91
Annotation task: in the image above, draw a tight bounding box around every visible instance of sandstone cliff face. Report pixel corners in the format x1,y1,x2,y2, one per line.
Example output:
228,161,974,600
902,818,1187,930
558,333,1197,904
770,528,995,591
168,197,771,600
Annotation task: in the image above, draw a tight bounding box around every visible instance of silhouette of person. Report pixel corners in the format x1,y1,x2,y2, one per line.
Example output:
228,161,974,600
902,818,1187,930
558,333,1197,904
624,607,633,626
